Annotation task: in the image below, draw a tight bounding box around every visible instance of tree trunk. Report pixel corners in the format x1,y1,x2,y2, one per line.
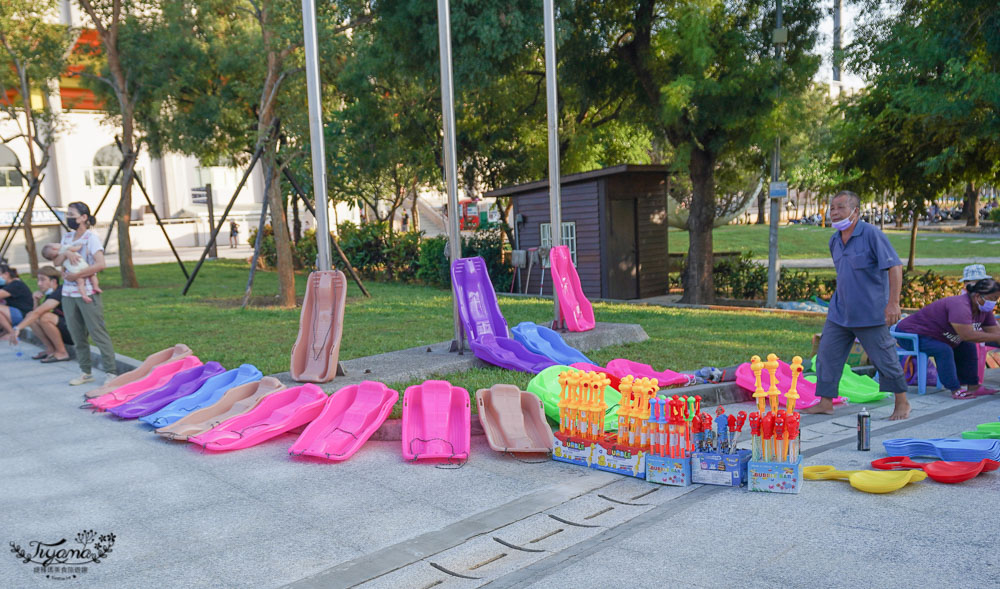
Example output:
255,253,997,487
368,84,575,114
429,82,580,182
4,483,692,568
680,147,716,304
907,213,917,272
116,119,139,288
965,182,980,228
756,189,767,224
291,191,301,242
262,155,295,306
17,68,39,274
410,191,420,232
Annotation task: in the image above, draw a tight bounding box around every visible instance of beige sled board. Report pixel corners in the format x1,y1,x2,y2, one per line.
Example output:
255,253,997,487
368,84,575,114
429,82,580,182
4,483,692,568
85,344,193,399
156,376,286,440
290,270,347,383
476,384,554,453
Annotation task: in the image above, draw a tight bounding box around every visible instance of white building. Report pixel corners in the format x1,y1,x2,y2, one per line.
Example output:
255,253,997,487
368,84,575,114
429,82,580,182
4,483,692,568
1,1,361,269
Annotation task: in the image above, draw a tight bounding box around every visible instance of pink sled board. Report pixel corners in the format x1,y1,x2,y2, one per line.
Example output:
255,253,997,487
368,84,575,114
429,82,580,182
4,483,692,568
87,356,203,410
549,245,595,332
735,361,846,408
605,358,689,388
401,380,471,461
85,343,193,399
189,384,327,452
289,381,399,461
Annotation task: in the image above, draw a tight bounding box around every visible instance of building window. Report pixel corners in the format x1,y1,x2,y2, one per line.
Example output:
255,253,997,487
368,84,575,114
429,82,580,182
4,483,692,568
540,221,577,266
0,145,22,188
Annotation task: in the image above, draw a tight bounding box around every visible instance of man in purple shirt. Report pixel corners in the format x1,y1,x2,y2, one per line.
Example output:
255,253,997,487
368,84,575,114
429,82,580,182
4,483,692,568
896,279,1000,398
806,191,911,419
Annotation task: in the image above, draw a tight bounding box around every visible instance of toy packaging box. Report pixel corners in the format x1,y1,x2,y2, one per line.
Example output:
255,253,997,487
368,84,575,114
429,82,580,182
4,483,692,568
748,457,803,494
591,436,646,479
691,450,751,487
645,455,692,486
552,433,593,467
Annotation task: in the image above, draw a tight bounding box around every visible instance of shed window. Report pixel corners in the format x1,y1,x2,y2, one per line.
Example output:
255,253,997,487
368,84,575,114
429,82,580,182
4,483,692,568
540,221,577,266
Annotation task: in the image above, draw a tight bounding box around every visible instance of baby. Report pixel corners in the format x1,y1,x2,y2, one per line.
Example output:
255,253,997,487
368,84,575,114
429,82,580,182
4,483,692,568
41,242,101,303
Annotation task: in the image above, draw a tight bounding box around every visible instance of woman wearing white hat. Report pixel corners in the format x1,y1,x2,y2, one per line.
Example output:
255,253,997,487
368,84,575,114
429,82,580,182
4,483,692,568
963,264,992,288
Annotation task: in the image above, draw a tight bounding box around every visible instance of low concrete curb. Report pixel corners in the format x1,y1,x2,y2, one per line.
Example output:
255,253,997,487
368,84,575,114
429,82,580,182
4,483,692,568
271,322,649,392
19,326,142,375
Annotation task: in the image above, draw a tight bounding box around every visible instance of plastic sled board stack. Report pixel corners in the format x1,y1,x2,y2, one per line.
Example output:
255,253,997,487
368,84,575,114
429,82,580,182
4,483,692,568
549,245,595,332
289,381,399,461
140,364,263,428
155,377,286,441
451,256,556,374
109,362,226,419
85,343,193,399
605,359,690,388
476,384,553,453
290,270,347,383
87,356,203,411
402,380,471,462
190,384,327,451
512,321,592,366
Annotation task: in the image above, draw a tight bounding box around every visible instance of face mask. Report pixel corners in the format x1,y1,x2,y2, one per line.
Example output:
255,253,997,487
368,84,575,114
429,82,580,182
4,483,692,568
981,298,997,313
832,209,856,231
44,288,54,296
67,217,80,230
0,278,5,286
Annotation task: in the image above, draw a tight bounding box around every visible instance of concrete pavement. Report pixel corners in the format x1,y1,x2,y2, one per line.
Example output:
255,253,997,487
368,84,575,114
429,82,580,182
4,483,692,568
3,343,999,589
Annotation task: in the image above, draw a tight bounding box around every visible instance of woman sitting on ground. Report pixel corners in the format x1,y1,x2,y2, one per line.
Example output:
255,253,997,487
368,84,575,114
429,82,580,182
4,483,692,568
895,278,1000,399
0,264,34,341
9,266,73,362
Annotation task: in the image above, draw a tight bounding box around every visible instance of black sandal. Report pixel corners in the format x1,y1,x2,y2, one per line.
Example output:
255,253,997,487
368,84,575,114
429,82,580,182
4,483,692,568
40,355,71,363
32,352,49,360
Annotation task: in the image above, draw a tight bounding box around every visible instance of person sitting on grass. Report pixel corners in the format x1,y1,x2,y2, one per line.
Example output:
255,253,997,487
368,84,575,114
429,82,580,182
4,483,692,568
41,242,100,304
0,264,33,342
894,278,1000,399
9,266,73,362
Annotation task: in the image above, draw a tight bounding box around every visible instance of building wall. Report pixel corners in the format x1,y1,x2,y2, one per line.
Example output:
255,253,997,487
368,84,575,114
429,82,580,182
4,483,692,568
513,180,602,299
606,174,669,299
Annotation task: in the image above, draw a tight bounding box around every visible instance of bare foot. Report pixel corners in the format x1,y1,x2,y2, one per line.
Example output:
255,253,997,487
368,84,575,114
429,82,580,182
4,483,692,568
889,395,911,421
802,398,835,415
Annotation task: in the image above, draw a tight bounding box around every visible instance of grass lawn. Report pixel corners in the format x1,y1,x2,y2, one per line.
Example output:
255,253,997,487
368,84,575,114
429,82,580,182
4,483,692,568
92,261,825,402
670,224,981,261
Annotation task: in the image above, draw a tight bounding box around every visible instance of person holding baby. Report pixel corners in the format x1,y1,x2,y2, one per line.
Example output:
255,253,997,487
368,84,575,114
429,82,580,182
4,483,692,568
58,202,117,386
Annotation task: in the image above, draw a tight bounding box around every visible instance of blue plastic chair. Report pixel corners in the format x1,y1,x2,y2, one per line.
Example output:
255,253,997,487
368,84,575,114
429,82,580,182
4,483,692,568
887,327,941,396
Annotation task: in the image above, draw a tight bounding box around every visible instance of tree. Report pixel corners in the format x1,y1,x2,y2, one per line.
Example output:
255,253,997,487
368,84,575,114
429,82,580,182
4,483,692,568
130,0,368,306
337,1,656,248
588,0,821,303
846,0,1000,229
0,0,72,273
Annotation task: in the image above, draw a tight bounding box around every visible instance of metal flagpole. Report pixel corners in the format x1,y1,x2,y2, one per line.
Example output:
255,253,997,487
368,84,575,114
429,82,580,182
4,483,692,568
437,0,464,352
301,0,331,272
543,0,562,327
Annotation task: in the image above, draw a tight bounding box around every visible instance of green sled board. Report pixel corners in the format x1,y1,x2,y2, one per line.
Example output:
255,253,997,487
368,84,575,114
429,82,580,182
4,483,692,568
804,356,891,404
527,365,622,432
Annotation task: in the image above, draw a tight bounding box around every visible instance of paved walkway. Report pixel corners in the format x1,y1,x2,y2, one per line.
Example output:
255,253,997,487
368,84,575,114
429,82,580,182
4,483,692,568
103,243,255,268
4,342,1000,588
767,257,1000,269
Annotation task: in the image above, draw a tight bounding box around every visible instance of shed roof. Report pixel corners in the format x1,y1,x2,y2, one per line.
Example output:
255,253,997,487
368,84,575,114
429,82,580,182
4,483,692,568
484,164,670,198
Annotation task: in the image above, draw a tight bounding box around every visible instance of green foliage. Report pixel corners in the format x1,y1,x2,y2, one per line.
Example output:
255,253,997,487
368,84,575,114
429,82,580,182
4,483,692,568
990,208,1000,223
416,236,449,287
777,268,824,302
461,226,511,292
900,269,961,309
835,0,1000,208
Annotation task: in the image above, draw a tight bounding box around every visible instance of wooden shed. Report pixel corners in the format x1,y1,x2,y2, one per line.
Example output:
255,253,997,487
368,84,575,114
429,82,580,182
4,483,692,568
486,164,670,300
